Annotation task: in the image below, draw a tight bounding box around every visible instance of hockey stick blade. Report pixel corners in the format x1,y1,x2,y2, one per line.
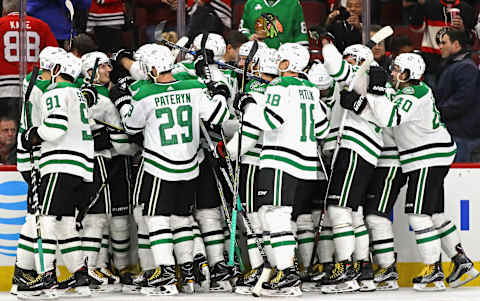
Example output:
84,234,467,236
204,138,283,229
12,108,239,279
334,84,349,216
90,58,100,85
252,267,272,297
365,26,393,49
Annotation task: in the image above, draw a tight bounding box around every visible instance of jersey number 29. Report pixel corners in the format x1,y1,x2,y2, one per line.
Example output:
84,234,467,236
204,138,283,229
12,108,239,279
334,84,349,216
156,105,192,146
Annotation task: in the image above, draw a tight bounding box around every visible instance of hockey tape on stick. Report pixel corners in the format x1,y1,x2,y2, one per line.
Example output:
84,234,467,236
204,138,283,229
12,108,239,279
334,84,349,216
65,0,74,50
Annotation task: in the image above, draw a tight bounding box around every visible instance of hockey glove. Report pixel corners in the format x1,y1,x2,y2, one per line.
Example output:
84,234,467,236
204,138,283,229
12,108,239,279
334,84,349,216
112,49,135,63
110,84,132,112
368,66,389,96
340,90,367,115
207,81,230,99
194,49,215,78
93,127,113,151
81,85,98,107
233,93,256,113
21,127,43,151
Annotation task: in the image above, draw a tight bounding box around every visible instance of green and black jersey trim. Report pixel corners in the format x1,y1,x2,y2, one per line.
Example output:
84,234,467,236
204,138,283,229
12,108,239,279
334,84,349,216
144,147,199,174
40,150,94,173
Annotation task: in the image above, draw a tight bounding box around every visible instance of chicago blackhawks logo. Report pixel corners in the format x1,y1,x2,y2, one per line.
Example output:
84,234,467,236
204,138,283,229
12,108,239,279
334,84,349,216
255,13,284,38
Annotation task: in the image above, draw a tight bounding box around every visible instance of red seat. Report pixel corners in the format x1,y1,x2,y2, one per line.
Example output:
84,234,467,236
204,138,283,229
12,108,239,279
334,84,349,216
393,25,423,51
232,1,245,29
301,0,327,28
379,1,403,26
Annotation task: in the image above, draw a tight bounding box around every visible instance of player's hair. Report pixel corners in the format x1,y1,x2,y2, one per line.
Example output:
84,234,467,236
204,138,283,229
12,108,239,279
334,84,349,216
71,34,97,56
3,0,20,13
225,30,249,49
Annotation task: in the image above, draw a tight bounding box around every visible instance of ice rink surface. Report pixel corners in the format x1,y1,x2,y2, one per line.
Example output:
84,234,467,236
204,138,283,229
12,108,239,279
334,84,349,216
3,288,480,301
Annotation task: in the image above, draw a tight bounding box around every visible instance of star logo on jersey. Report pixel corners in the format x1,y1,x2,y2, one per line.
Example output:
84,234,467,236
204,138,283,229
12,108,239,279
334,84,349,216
254,4,262,10
255,13,284,39
167,86,174,91
402,87,415,95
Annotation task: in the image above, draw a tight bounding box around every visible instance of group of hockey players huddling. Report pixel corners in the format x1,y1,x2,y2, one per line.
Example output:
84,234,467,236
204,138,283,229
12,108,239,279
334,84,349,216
10,28,480,299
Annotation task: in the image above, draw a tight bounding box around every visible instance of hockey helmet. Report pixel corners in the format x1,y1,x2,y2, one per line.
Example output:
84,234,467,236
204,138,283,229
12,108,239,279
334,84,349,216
142,44,175,77
54,53,82,81
307,61,333,90
392,53,425,81
343,44,373,66
39,47,66,71
277,43,310,73
81,51,111,80
193,33,226,61
256,48,279,76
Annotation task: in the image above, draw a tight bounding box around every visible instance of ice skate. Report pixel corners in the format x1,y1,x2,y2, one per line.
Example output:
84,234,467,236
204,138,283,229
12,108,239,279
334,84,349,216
447,251,479,288
11,265,38,296
193,254,210,292
209,261,233,292
57,266,92,298
302,262,334,292
321,260,359,294
261,266,302,297
357,260,376,292
234,265,263,295
86,267,115,294
17,269,58,300
140,265,178,296
99,266,122,292
412,260,446,291
374,263,399,291
180,262,195,294
121,269,152,295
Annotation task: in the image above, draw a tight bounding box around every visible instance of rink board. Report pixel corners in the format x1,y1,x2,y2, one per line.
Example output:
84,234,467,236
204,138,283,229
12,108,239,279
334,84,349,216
0,165,479,290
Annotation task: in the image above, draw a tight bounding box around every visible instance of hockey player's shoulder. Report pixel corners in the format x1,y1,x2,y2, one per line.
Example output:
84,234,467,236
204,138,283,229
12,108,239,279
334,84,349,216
132,80,206,101
398,82,430,100
269,76,316,88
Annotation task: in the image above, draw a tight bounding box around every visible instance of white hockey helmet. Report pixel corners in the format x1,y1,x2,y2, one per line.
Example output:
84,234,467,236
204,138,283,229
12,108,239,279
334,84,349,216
343,44,373,66
134,43,158,62
256,48,279,76
39,47,66,71
81,51,111,80
238,40,268,57
277,43,310,73
307,61,333,90
193,33,226,60
53,52,82,81
392,53,425,80
142,44,175,78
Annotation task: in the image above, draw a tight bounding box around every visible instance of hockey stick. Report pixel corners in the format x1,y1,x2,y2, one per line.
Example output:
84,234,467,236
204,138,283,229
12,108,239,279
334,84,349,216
24,67,44,273
159,38,269,84
65,0,74,51
309,25,394,271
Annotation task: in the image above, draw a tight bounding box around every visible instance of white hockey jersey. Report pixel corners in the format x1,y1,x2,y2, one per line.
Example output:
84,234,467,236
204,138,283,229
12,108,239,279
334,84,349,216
363,82,456,173
322,43,384,167
37,82,94,182
243,76,330,180
377,84,400,168
120,79,228,181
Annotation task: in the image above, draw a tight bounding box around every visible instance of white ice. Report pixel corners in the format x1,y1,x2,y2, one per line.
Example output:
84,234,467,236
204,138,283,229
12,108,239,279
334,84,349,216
3,288,480,301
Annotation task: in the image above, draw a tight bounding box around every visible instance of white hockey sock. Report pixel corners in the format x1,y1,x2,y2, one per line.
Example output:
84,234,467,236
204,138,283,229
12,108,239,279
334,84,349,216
171,215,194,265
246,212,263,269
317,211,335,263
110,215,130,270
259,205,276,267
96,226,109,268
81,214,107,268
432,213,461,258
145,215,174,266
366,214,395,268
16,214,37,271
353,209,369,261
57,216,84,273
265,206,295,271
328,205,354,262
135,214,155,271
409,214,441,264
194,208,225,266
37,216,57,272
190,216,206,257
296,214,315,269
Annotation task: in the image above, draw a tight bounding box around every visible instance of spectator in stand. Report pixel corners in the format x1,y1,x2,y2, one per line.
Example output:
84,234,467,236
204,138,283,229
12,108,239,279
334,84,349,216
436,30,480,162
187,0,232,39
87,0,125,54
137,0,178,44
325,0,363,53
0,0,58,119
238,0,308,49
0,115,17,165
70,33,98,58
390,35,414,59
222,30,248,65
370,24,392,69
27,0,91,49
403,0,476,89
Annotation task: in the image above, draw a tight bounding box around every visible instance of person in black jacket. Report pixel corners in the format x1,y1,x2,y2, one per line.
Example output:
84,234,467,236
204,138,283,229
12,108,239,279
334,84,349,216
436,30,480,162
325,0,363,53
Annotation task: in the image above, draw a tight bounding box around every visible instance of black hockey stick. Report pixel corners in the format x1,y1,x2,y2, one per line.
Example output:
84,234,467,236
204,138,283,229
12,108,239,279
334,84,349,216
24,66,45,273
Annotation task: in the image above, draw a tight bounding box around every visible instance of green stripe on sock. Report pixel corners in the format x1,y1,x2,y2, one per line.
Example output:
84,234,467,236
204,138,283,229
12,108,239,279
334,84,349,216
333,231,354,239
354,230,369,237
271,240,297,248
204,239,225,246
372,247,394,255
416,234,440,244
298,237,315,244
438,225,456,239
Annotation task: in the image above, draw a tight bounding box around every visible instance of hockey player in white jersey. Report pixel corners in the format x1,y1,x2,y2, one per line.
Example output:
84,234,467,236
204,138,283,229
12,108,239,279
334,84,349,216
320,41,382,293
340,53,479,290
114,44,229,295
19,52,94,298
235,43,329,296
12,46,66,296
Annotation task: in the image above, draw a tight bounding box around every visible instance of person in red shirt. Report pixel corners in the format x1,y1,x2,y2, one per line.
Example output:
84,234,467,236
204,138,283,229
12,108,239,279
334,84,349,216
0,0,57,119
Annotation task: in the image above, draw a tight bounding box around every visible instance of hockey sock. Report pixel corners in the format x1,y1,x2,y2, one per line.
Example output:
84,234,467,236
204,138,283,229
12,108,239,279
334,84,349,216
315,211,335,263
409,214,441,264
194,208,225,266
265,206,296,271
259,205,276,267
37,216,57,272
246,212,263,269
110,215,130,270
353,209,369,261
366,214,395,268
296,214,315,269
135,214,155,271
145,215,175,266
57,216,84,273
81,214,107,268
96,226,109,269
432,213,461,258
171,215,194,265
328,205,354,262
190,216,207,257
16,214,37,271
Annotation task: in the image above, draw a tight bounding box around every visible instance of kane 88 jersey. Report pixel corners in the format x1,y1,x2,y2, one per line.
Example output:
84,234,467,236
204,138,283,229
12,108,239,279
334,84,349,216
243,77,330,180
120,79,229,181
